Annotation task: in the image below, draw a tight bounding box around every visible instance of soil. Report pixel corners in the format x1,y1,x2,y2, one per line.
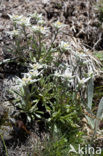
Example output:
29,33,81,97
0,0,103,155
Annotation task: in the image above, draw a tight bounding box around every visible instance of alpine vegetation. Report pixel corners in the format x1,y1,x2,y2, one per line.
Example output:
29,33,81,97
4,9,103,156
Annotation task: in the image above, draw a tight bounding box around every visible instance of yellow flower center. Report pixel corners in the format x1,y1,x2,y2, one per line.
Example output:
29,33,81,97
14,15,19,18
22,78,30,82
64,43,69,47
13,30,18,33
57,21,62,25
21,17,27,22
39,26,44,30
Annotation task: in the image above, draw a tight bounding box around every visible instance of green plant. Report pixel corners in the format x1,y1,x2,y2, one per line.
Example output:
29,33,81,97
8,12,103,155
6,13,66,65
40,134,69,156
32,131,68,156
84,78,103,138
11,62,82,138
12,84,43,123
46,84,81,134
32,129,83,156
11,63,45,122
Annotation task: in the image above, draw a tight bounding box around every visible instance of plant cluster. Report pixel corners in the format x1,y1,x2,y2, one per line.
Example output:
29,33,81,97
7,13,66,64
6,11,103,155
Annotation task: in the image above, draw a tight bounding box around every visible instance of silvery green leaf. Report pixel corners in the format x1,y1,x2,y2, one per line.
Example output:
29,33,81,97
94,97,103,136
87,78,94,110
85,116,95,129
27,116,31,122
96,97,103,119
53,124,58,133
35,114,41,118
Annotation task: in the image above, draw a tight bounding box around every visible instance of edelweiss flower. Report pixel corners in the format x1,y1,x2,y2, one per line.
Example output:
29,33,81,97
8,14,31,26
59,41,70,51
38,19,45,25
30,63,43,70
32,25,49,34
30,12,43,21
21,72,40,85
62,68,74,79
16,17,31,26
53,21,65,29
77,76,90,85
22,77,31,83
8,14,23,22
54,70,61,77
55,68,74,80
29,70,41,77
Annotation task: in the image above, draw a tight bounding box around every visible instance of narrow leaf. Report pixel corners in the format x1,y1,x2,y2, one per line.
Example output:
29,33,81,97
85,116,95,129
96,97,103,119
94,97,103,136
87,78,94,110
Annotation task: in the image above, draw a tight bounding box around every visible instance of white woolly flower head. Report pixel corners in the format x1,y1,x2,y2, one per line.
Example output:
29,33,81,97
32,25,49,34
18,71,40,86
8,14,31,26
55,68,75,80
38,19,45,25
63,68,74,79
30,12,43,21
22,77,32,84
16,16,31,26
77,76,91,85
59,41,70,51
30,63,43,70
8,14,23,22
53,21,66,30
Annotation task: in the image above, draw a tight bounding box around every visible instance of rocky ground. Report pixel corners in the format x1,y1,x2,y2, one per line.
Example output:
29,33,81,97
0,0,103,155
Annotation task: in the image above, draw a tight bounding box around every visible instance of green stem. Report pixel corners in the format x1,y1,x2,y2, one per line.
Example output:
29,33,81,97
43,30,58,61
0,133,8,156
48,30,58,53
22,25,27,40
37,33,42,61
